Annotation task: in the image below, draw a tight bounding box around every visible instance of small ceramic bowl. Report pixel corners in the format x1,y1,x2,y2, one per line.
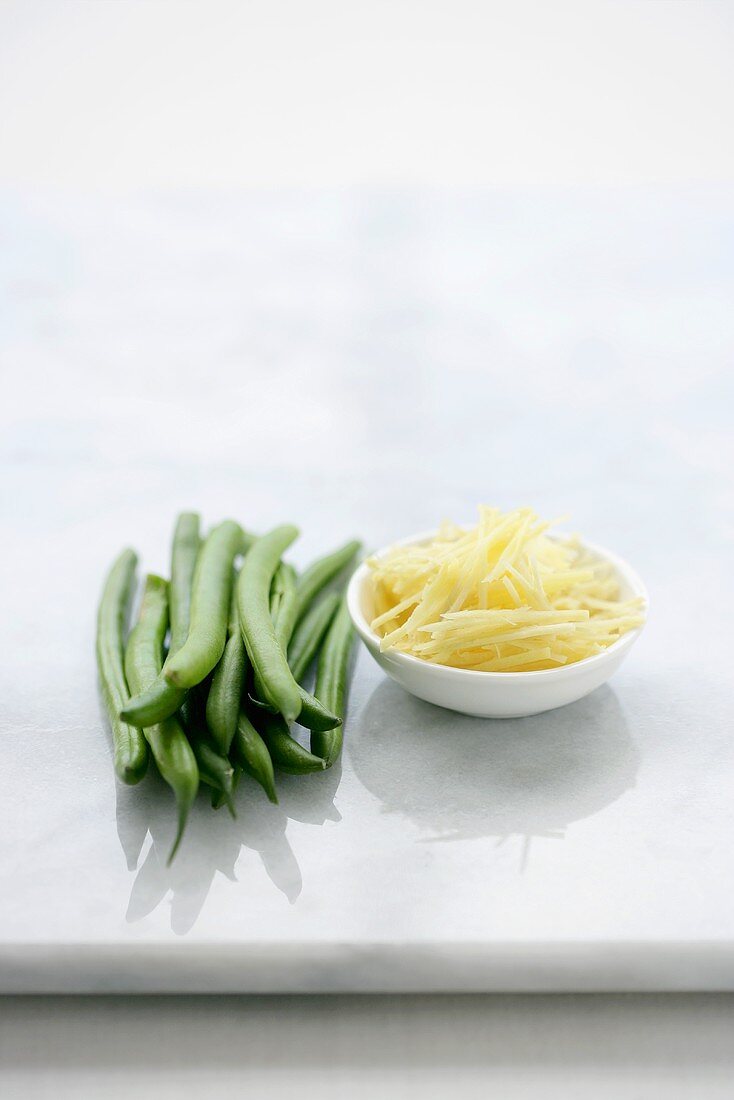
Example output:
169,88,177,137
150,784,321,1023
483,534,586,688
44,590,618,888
347,530,648,718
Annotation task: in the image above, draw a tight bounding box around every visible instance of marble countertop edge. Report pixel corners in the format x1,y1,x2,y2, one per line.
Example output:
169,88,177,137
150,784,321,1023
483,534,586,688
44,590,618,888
2,940,733,994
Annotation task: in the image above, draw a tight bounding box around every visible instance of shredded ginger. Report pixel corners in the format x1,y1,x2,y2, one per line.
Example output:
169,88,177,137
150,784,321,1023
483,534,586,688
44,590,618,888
367,506,646,672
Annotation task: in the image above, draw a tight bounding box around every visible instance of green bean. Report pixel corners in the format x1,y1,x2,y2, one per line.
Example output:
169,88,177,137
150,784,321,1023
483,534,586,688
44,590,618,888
232,710,278,803
256,712,326,775
212,764,241,811
165,519,243,689
251,558,340,732
169,512,202,649
288,592,340,683
252,561,299,707
206,576,247,755
121,512,200,727
294,539,361,623
273,562,299,648
239,530,256,555
125,575,199,863
295,686,341,731
268,561,289,625
236,524,302,724
192,739,236,818
211,786,225,810
183,682,237,817
96,549,149,784
311,595,355,767
248,683,341,731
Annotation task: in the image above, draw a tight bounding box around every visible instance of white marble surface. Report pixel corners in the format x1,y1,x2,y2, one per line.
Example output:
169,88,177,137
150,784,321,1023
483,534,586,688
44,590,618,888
1,188,733,992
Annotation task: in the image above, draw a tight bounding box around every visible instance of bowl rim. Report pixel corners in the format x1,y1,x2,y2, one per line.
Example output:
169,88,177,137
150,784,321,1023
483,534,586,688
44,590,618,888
347,527,648,682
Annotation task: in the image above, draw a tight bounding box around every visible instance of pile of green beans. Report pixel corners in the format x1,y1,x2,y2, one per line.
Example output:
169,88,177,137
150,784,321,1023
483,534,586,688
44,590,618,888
95,513,359,860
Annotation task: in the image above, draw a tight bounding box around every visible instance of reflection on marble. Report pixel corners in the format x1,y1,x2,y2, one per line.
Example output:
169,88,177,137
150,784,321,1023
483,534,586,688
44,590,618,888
117,760,344,934
109,682,639,936
125,793,298,934
352,683,638,851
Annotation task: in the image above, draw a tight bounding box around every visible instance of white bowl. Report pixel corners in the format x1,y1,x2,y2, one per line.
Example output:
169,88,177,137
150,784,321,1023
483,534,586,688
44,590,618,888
347,530,648,718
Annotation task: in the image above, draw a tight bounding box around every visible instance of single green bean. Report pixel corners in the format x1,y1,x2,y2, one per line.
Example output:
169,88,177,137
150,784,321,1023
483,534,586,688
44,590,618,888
96,549,149,784
165,519,243,689
237,525,302,724
125,575,199,863
211,786,224,810
192,739,236,818
250,684,341,732
268,561,290,626
169,512,202,649
256,712,326,775
212,764,242,811
311,595,355,767
288,592,340,683
252,561,298,706
183,682,237,817
232,710,278,803
294,539,361,623
206,575,247,755
273,562,299,648
296,685,342,731
121,512,200,727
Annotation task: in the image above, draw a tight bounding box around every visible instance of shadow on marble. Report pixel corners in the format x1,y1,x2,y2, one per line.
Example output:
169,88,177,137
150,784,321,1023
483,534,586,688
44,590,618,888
276,761,343,826
114,680,638,930
114,775,150,872
350,681,639,855
117,756,342,934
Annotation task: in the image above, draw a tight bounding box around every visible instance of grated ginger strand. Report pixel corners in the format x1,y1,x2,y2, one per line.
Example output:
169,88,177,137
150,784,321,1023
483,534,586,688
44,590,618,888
367,506,646,672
